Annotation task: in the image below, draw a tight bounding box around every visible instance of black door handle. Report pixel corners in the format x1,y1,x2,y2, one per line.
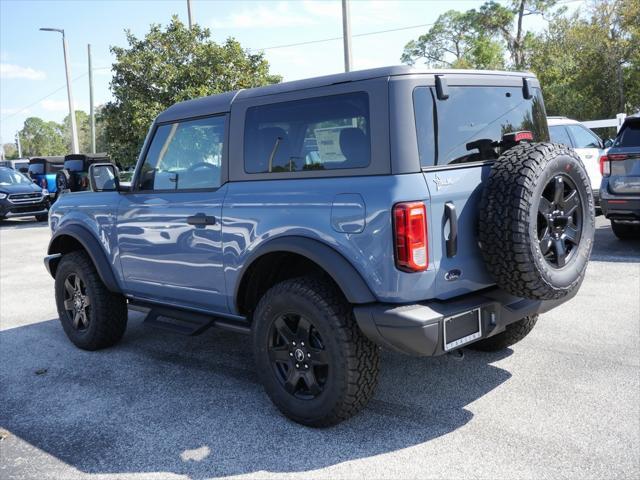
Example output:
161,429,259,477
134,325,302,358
187,213,216,227
444,202,457,258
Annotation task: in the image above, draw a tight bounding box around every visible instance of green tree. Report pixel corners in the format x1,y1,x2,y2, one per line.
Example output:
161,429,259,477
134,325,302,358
2,143,18,160
529,0,639,120
63,110,92,153
401,9,505,69
18,117,66,157
103,16,281,166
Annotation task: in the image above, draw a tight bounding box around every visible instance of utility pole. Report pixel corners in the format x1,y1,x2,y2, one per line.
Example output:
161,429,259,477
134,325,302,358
88,44,96,153
40,27,79,154
341,0,353,72
15,132,22,158
187,0,194,28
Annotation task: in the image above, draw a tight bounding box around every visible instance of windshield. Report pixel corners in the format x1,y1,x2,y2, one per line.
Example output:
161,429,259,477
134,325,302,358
0,168,33,186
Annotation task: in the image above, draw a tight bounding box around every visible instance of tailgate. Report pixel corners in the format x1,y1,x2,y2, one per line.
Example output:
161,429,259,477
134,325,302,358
423,166,494,300
609,148,640,195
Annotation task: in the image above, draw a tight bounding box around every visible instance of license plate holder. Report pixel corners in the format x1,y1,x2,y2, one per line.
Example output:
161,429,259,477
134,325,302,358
443,309,481,351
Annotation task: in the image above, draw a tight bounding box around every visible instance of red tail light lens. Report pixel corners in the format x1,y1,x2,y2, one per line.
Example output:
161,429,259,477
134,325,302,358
393,202,428,272
608,154,628,161
600,155,609,176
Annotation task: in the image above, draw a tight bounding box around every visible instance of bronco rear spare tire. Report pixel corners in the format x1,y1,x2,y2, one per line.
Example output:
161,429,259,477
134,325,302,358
479,143,595,300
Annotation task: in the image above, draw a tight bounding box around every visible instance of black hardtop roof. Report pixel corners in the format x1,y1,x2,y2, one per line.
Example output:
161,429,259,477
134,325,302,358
29,156,64,164
64,153,110,161
156,65,536,123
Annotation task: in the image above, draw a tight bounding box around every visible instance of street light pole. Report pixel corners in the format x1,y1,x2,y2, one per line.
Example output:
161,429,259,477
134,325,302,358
15,132,22,158
88,44,96,153
40,27,79,154
341,0,353,72
187,0,194,28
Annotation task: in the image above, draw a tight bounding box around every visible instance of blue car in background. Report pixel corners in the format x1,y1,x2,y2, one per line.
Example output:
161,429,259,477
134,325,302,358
28,156,64,200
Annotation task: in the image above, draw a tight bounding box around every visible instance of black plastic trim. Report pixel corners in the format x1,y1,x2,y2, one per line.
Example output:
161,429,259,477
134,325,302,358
46,224,121,293
235,235,376,309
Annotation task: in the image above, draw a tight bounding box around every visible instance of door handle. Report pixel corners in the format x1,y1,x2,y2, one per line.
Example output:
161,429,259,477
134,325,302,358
187,213,216,227
444,202,458,258
584,154,594,159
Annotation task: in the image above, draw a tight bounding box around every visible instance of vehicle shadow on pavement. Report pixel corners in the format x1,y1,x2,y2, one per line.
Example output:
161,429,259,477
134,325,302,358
589,221,640,263
0,315,512,478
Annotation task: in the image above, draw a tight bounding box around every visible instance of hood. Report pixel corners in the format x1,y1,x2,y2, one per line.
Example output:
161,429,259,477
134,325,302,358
0,182,43,195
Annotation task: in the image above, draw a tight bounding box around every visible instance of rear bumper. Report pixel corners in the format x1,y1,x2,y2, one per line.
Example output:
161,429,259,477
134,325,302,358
600,187,640,222
353,287,577,356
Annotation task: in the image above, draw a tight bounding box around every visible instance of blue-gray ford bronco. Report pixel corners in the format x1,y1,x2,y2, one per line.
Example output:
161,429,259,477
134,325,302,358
45,66,595,427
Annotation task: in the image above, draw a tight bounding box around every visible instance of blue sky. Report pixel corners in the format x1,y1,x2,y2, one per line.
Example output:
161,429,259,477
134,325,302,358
0,0,585,146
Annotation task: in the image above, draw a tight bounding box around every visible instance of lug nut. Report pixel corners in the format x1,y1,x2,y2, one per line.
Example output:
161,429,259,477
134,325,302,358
301,342,304,346
304,364,309,369
307,353,311,357
296,363,299,368
292,341,296,346
289,352,293,357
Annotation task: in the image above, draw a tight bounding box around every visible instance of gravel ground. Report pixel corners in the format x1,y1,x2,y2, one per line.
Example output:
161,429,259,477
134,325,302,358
0,216,639,480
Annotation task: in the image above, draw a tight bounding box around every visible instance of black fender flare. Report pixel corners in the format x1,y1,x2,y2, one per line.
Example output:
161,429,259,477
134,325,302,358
46,223,121,293
235,236,376,309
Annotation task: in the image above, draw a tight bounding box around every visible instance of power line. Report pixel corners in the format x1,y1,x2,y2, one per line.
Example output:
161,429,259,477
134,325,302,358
1,67,109,123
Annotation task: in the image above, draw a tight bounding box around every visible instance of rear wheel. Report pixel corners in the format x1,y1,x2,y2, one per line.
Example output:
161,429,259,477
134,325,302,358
470,316,538,352
252,276,379,427
611,220,640,240
54,251,127,350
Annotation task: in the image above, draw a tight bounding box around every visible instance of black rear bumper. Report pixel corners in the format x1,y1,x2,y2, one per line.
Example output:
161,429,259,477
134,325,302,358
353,287,577,356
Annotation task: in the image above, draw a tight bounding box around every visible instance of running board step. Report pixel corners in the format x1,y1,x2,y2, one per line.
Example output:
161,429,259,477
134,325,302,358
130,301,250,336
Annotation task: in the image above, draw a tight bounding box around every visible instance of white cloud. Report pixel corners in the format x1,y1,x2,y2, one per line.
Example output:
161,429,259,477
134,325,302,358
0,63,46,80
41,99,69,112
212,2,315,29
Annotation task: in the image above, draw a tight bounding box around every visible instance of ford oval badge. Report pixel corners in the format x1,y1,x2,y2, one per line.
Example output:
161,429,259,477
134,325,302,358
445,269,462,281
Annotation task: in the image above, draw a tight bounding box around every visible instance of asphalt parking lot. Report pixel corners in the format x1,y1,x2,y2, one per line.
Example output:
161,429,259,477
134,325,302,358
0,217,638,480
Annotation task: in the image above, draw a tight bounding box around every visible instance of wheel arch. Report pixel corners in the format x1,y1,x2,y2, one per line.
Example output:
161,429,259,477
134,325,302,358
46,223,121,293
235,236,376,316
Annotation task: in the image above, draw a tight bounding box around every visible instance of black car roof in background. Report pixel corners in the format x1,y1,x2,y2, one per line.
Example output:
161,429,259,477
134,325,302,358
156,65,539,124
29,156,64,164
64,153,110,161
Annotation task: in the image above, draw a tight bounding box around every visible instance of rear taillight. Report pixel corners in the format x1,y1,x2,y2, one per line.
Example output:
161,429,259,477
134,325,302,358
600,155,610,176
603,153,628,176
393,202,428,272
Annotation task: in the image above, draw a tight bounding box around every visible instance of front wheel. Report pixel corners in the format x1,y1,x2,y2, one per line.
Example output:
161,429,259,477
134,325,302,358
469,315,538,352
54,251,127,350
252,276,380,427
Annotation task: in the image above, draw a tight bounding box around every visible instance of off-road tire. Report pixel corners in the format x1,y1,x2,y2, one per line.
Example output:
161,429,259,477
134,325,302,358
54,251,127,350
470,315,538,351
252,276,379,427
479,142,595,300
611,220,640,240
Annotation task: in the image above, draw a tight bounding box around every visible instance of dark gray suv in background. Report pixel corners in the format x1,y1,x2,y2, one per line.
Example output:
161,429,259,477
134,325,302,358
600,114,640,239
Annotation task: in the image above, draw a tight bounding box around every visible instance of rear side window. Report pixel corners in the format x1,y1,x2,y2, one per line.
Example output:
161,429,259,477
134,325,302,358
244,92,370,173
414,86,549,166
615,122,640,147
549,126,573,147
567,125,601,148
138,115,225,191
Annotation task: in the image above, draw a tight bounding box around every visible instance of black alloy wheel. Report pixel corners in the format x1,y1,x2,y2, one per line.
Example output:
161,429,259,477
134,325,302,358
268,313,329,400
537,174,583,268
62,273,91,331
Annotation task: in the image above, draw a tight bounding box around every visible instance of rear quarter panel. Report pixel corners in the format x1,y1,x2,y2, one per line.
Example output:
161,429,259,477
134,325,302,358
222,174,439,312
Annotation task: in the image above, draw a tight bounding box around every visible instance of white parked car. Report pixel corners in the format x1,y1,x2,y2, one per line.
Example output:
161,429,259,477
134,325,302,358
547,116,606,205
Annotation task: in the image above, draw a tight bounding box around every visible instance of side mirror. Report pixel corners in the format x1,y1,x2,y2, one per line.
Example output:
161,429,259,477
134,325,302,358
88,163,120,192
603,138,614,149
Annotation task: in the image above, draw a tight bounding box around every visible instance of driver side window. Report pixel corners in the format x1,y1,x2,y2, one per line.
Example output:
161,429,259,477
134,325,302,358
139,115,225,191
